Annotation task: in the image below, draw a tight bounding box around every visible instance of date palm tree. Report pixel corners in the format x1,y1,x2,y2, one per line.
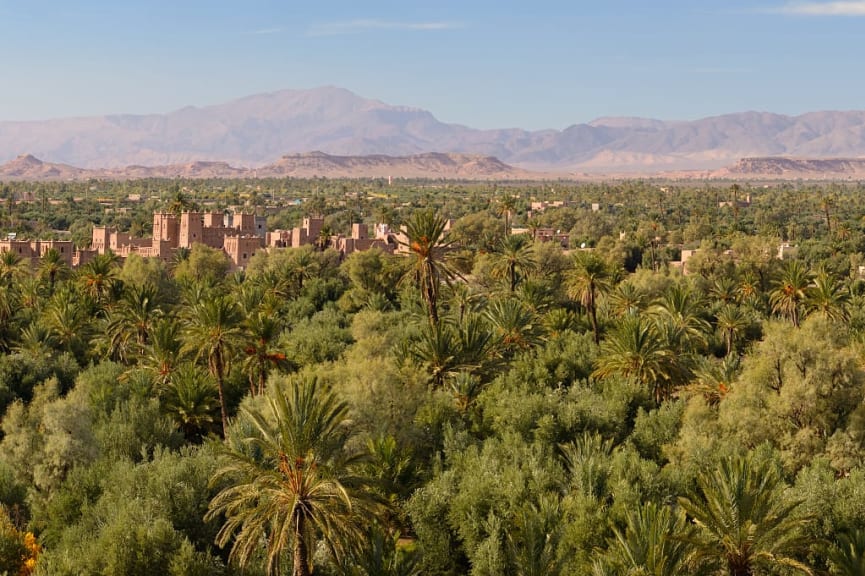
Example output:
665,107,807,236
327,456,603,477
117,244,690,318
486,297,542,357
42,285,91,357
289,247,318,293
38,248,70,295
686,355,740,406
606,282,647,318
206,377,378,576
507,495,566,576
490,233,535,292
592,502,697,576
593,315,679,403
160,363,220,441
78,252,121,309
104,283,164,362
827,529,865,576
652,282,711,352
679,454,813,576
497,194,518,234
567,252,612,344
0,250,27,288
141,317,185,389
241,310,289,396
806,267,849,323
770,260,812,328
182,294,242,436
399,209,458,325
715,304,750,357
710,276,739,305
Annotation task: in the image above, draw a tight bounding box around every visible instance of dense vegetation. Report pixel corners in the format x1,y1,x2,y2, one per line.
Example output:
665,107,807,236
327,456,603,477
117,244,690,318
2,177,865,575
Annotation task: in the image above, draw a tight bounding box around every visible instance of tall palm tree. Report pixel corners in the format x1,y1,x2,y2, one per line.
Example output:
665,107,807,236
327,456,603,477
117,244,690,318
399,209,459,325
105,283,164,362
486,297,542,357
182,295,242,436
141,317,185,389
710,276,739,305
289,247,319,293
206,377,378,576
806,267,849,323
592,502,697,576
408,321,459,388
686,355,740,406
507,495,566,576
42,286,91,357
651,282,711,352
498,194,518,234
0,250,27,288
679,454,813,576
241,310,289,396
714,304,750,357
448,282,483,323
593,315,679,403
0,275,19,352
606,282,647,318
38,248,70,294
567,252,612,344
827,529,865,576
490,233,535,292
77,252,121,309
160,362,220,441
408,313,495,387
770,260,812,328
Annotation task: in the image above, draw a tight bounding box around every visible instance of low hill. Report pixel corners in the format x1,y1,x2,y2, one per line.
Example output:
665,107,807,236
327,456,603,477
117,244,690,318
257,152,531,179
711,157,865,179
0,152,534,181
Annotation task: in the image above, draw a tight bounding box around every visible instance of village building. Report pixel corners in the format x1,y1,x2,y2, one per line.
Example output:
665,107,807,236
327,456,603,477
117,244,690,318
0,237,97,267
92,211,267,269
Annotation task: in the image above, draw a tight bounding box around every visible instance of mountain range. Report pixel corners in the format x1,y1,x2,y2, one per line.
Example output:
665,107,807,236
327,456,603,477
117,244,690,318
3,86,865,173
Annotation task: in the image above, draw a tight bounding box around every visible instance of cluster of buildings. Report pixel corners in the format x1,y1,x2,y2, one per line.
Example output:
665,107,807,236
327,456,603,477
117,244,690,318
92,211,405,269
0,236,83,268
0,210,408,271
92,211,267,269
266,217,395,256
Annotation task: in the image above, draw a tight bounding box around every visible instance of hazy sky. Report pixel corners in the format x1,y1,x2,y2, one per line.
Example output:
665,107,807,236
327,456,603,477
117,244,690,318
1,0,864,129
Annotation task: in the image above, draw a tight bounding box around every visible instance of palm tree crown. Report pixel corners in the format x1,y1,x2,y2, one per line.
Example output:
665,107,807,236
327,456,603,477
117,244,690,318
207,377,377,576
399,209,459,325
567,252,612,344
770,260,812,328
679,454,813,576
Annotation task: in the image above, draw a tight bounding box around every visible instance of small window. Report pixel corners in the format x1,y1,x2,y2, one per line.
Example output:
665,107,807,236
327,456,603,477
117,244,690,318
242,253,247,259
60,247,65,253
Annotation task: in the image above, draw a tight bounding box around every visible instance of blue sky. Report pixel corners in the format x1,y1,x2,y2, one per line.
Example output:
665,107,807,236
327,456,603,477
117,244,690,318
1,0,864,129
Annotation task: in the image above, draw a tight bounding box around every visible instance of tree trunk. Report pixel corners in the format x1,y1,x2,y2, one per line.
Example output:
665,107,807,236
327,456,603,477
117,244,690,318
588,286,600,345
293,516,310,576
728,558,753,576
258,359,267,396
215,351,229,437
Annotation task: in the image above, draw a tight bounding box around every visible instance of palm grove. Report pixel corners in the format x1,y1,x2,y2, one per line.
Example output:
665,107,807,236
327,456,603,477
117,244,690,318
4,178,865,575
